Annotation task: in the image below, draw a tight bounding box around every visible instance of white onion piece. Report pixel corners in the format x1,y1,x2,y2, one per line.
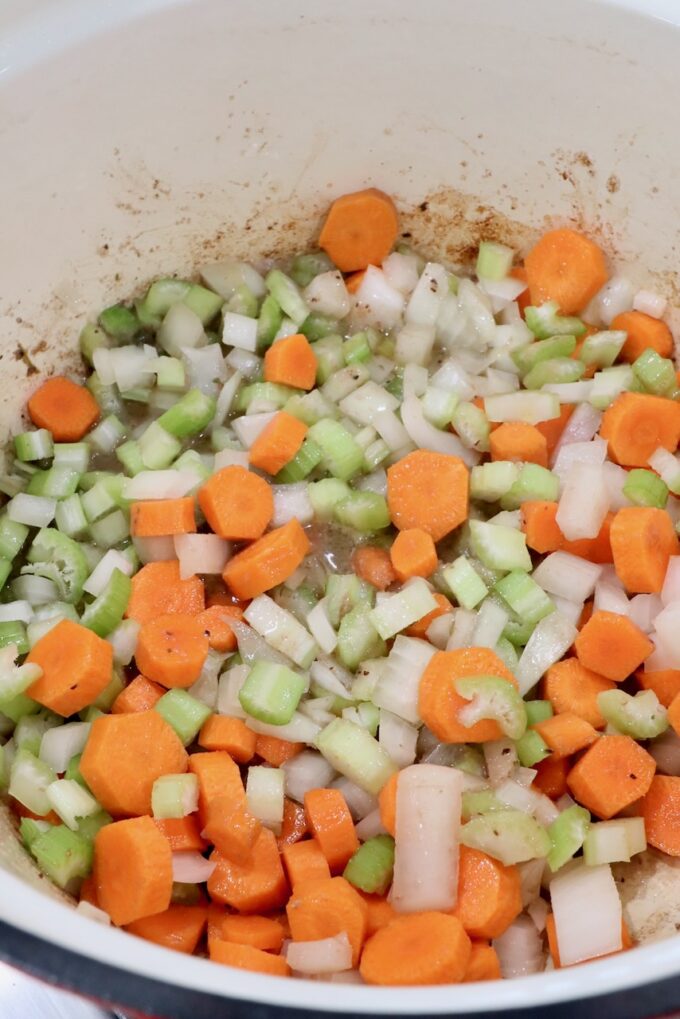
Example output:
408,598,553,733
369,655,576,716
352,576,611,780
0,601,33,624
174,534,231,579
110,345,157,391
188,664,219,711
382,252,420,295
271,483,313,527
479,276,528,311
430,360,475,401
517,613,578,697
171,852,216,884
330,777,377,822
200,260,265,300
633,289,667,319
585,276,634,327
405,262,449,328
372,409,411,452
372,636,436,725
543,381,594,404
92,347,115,385
457,278,497,345
339,381,399,426
402,364,429,399
553,404,603,461
594,580,629,616
368,355,394,386
391,764,462,913
649,729,680,776
39,722,91,775
426,612,455,649
123,470,198,501
550,595,583,627
222,311,258,352
661,557,680,606
225,348,261,381
355,808,388,841
246,712,321,744
216,664,248,718
472,599,509,649
652,602,680,665
495,779,559,827
518,858,546,907
232,411,277,448
493,915,546,978
306,602,337,655
550,863,622,966
484,391,559,425
401,394,479,466
378,709,418,768
83,549,134,597
212,370,242,427
281,751,336,804
132,535,177,564
474,368,520,397
552,438,607,482
394,323,436,367
107,619,140,666
304,271,351,320
213,448,249,470
355,469,388,497
513,766,538,789
286,933,353,975
352,266,405,331
644,633,680,671
273,318,300,341
447,608,477,650
310,660,351,700
532,551,602,603
556,463,609,540
229,619,291,666
156,303,205,357
183,344,227,395
602,461,632,510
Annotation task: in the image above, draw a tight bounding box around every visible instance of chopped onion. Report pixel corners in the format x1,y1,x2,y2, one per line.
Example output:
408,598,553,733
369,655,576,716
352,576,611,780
472,598,509,649
584,276,634,327
382,252,419,295
544,381,594,404
183,344,227,395
402,364,429,399
214,448,249,470
123,469,198,501
493,915,546,978
306,603,337,655
517,613,578,697
83,549,134,597
281,750,336,803
304,271,351,320
378,709,418,768
644,633,680,671
271,483,313,527
550,863,622,966
395,323,436,366
649,729,680,775
550,595,583,627
594,579,629,616
446,608,478,650
372,635,436,725
426,612,454,649
603,461,632,510
556,462,609,540
430,360,475,401
213,370,243,427
661,557,680,606
225,348,261,380
286,933,353,975
39,721,91,774
187,661,219,710
174,533,231,579
107,618,140,666
132,535,177,564
633,288,667,319
651,602,680,665
157,304,205,357
232,411,277,448
553,438,607,482
222,311,258,352
339,381,399,426
352,266,405,331
200,260,266,300
518,858,546,907
171,852,216,884
553,404,603,461
391,764,462,913
354,808,388,841
532,551,602,603
405,263,449,328
310,656,352,698
0,601,33,624
479,276,528,312
246,712,321,745
229,619,291,666
330,776,377,821
355,469,388,497
401,394,479,466
372,409,411,452
495,778,559,827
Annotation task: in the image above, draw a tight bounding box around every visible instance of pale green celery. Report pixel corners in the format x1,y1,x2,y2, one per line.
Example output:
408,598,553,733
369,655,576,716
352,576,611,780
495,570,554,626
597,689,668,739
516,729,551,767
476,241,513,281
454,675,527,740
257,295,283,348
470,461,519,502
157,389,216,438
442,556,488,610
308,478,352,520
469,520,532,572
523,357,585,390
14,430,54,463
451,402,490,451
80,569,131,637
623,468,668,508
460,808,551,865
99,303,140,341
265,270,309,326
155,689,213,744
547,805,590,872
525,700,553,725
315,717,397,795
0,516,29,560
343,835,395,894
513,335,577,375
524,302,586,340
633,348,676,396
307,419,364,481
461,790,503,820
336,607,385,671
579,330,626,367
239,662,306,726
500,463,559,510
334,491,390,532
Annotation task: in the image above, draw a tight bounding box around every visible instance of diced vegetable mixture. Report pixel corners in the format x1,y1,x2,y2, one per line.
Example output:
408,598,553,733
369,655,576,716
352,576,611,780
2,187,680,984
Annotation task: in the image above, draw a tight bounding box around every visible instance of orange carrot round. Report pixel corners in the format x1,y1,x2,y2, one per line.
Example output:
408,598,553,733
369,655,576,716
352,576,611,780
641,775,680,856
154,816,207,853
532,755,569,800
81,710,188,817
188,751,245,824
418,647,517,743
378,771,397,837
255,735,304,767
543,658,615,729
214,914,285,952
209,939,290,976
612,310,674,363
198,716,256,762
319,188,399,272
390,527,438,582
567,733,656,819
360,911,471,985
196,604,242,653
277,798,309,848
94,816,173,926
125,903,207,954
198,465,274,541
404,592,452,639
303,788,359,874
489,422,548,467
600,392,680,467
264,334,318,391
524,228,608,314
453,847,522,940
533,712,599,758
223,519,311,600
282,838,332,889
27,376,100,441
125,560,205,626
351,545,397,591
637,668,680,708
130,498,196,538
387,450,469,543
135,613,209,688
249,411,308,475
574,610,653,682
207,827,289,913
463,941,502,982
522,501,613,563
26,618,113,717
286,876,367,966
202,795,262,864
361,894,398,936
610,507,679,594
111,675,166,714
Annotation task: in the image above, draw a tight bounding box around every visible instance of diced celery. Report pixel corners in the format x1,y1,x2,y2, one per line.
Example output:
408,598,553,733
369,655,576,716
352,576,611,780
92,671,125,712
239,662,306,726
0,515,29,561
315,717,397,795
494,636,519,674
321,364,371,403
476,241,513,281
155,690,212,745
442,556,487,610
335,491,390,532
290,252,335,288
597,688,668,739
53,443,90,473
20,816,51,848
22,527,89,605
14,430,54,463
470,461,519,503
589,365,634,410
46,778,100,831
633,349,676,396
451,402,490,452
86,372,123,417
524,302,586,340
138,421,182,469
623,468,668,508
421,385,459,428
81,568,131,637
89,510,129,550
257,295,283,348
523,357,585,390
460,808,551,865
469,520,532,572
343,333,372,365
55,494,89,539
0,621,28,655
307,419,364,481
266,270,309,326
495,571,554,626
236,382,296,413
226,284,258,318
579,330,626,367
369,580,437,641
525,700,553,725
344,834,395,894
516,729,551,767
0,559,11,592
80,323,110,365
9,749,55,816
157,389,216,438
301,313,339,341
513,335,577,375
462,790,503,820
88,415,126,455
1,692,40,724
99,304,140,341
14,710,60,756
583,817,646,866
502,464,559,511
325,575,375,628
30,824,93,888
155,356,186,392
27,467,80,500
308,478,351,521
285,389,338,426
455,675,527,740
313,335,345,384
244,594,317,669
65,753,88,789
547,804,590,872
76,809,112,843
152,773,199,819
275,438,323,483
336,606,385,671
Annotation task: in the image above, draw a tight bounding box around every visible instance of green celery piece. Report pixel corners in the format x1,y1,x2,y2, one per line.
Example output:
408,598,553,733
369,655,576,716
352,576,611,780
461,790,504,820
30,825,93,888
275,439,324,483
597,689,668,739
500,463,559,510
516,729,551,767
81,569,131,637
99,304,140,342
325,574,375,628
256,295,283,348
155,690,212,745
22,528,89,604
315,718,396,796
523,357,585,390
301,313,339,341
336,606,385,671
524,302,586,340
632,348,676,396
547,805,590,872
525,700,553,725
343,835,395,895
494,570,555,626
623,468,668,508
290,252,334,287
455,675,527,740
460,809,551,865
157,389,216,439
334,491,390,532
308,479,351,520
513,335,577,375
307,419,364,481
579,330,626,368
238,662,306,726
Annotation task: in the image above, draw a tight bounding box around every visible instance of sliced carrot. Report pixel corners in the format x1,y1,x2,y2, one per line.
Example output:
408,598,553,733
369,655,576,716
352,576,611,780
535,404,574,459
135,613,209,689
198,465,274,541
489,422,548,468
600,392,680,468
304,788,359,874
26,619,113,717
524,228,608,314
249,412,308,476
264,333,317,391
130,498,196,538
214,914,285,953
612,310,674,363
542,658,615,729
361,894,398,937
256,735,304,767
345,270,366,294
567,733,656,819
209,939,290,976
522,501,613,563
111,674,165,714
662,690,680,736
546,913,633,968
204,579,245,609
277,798,309,848
281,838,332,889
533,713,599,758
453,846,522,940
79,876,99,908
418,647,517,743
319,188,399,273
389,528,438,582
463,941,502,982
352,545,397,591
125,903,207,954
27,376,100,441
378,771,397,838
641,775,680,856
202,795,262,864
610,506,679,594
638,669,680,708
188,751,245,825
574,610,653,682
532,755,569,800
223,519,311,600
94,816,172,926
286,876,368,966
196,604,243,653
360,911,471,986
11,800,60,825
81,710,188,817
154,816,207,853
404,592,452,639
125,560,205,626
198,716,256,762
387,450,469,542
578,600,594,630
207,828,289,913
